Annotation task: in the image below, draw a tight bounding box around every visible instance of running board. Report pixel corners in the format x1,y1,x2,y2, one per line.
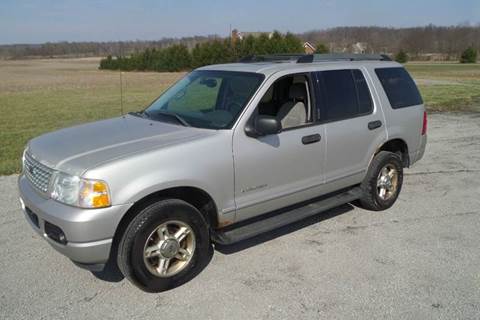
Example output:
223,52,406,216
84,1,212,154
213,186,362,245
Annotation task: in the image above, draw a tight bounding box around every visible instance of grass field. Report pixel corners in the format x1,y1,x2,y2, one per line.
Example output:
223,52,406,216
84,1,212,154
0,58,184,175
406,63,480,112
0,58,479,175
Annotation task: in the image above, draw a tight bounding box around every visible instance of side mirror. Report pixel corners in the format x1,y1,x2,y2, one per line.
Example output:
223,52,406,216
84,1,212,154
245,115,282,137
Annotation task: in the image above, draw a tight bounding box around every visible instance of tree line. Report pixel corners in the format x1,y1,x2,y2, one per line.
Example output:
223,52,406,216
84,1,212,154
0,36,215,59
99,32,304,71
1,24,478,62
301,24,480,59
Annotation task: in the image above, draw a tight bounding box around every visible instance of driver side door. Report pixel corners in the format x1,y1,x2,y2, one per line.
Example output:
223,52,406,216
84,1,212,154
232,73,326,222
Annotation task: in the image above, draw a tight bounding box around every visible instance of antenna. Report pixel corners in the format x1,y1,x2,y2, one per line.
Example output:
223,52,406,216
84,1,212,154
119,71,124,116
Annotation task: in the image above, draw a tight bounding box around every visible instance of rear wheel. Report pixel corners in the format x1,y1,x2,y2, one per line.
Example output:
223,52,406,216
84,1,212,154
358,151,403,211
117,199,211,292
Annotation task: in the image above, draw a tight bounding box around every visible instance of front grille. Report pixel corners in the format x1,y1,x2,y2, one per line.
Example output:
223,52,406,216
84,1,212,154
24,153,53,193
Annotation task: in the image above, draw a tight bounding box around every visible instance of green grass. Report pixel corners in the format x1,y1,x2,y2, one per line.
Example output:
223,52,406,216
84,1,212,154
0,59,479,175
0,58,184,175
406,63,480,112
0,88,164,175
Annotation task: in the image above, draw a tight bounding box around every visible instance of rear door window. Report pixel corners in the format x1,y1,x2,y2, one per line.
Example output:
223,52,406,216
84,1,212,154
315,69,373,122
353,70,373,114
375,67,423,109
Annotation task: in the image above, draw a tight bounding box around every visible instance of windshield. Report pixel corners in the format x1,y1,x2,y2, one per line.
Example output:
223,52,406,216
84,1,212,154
143,70,264,129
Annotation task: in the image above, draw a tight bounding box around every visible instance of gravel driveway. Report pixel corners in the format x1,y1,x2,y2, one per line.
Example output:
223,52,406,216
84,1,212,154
1,113,479,320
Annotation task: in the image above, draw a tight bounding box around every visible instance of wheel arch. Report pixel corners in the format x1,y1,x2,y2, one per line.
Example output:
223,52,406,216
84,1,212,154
111,186,219,253
375,138,410,167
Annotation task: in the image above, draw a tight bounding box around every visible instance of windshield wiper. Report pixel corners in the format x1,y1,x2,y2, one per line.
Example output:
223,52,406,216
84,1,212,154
128,111,147,118
152,110,191,127
129,110,190,127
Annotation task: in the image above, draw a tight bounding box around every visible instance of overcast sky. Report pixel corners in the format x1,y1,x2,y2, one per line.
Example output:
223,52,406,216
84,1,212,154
1,0,479,44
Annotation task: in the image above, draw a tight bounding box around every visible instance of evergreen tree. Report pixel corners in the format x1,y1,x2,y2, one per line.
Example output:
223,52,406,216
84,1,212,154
283,32,303,53
460,47,477,63
395,50,409,63
266,31,285,54
98,31,306,71
315,43,329,54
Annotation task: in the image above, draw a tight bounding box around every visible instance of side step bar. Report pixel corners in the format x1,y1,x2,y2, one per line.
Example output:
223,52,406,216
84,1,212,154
213,186,363,245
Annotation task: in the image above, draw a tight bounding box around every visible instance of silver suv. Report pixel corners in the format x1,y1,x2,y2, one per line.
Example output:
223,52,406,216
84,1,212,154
19,54,427,292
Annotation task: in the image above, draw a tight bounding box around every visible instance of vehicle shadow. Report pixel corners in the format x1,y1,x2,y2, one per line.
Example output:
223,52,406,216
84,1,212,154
90,258,124,282
215,203,354,254
89,243,125,282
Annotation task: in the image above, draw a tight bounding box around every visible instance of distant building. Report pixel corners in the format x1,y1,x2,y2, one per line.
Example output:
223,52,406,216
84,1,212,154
303,42,316,54
352,42,368,54
417,53,449,61
231,29,273,41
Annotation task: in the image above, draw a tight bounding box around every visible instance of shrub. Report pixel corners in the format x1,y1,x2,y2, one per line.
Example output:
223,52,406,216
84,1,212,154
315,43,329,54
284,32,304,53
460,47,477,63
395,50,409,63
99,55,119,70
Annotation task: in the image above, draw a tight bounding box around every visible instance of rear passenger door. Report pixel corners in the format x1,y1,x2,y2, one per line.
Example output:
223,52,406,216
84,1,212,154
313,69,387,189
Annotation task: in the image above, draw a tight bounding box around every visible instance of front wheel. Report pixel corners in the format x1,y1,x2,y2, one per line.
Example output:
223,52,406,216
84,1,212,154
357,151,403,211
117,199,211,292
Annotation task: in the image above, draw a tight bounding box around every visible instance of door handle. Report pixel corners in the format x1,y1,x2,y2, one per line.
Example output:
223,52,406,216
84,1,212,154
368,120,382,130
302,134,321,145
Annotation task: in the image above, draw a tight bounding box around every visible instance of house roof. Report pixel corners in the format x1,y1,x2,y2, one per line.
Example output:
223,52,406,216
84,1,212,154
303,41,316,50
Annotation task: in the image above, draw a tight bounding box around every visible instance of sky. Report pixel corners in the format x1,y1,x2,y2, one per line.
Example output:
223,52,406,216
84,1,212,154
0,0,479,44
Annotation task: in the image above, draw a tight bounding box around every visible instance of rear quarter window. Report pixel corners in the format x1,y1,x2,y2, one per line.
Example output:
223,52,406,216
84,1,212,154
375,67,423,109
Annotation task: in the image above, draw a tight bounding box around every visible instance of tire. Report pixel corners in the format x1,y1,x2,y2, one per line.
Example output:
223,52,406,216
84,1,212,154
117,199,211,292
357,151,403,211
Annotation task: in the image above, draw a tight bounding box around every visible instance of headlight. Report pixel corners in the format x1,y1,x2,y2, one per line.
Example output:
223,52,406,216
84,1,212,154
50,172,111,208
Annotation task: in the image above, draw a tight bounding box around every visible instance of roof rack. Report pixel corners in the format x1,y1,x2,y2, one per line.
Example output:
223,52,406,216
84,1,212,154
239,54,307,63
239,53,392,64
297,53,392,63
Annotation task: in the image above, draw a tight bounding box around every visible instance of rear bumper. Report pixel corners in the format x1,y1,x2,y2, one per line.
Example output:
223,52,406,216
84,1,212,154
411,134,427,165
18,174,131,265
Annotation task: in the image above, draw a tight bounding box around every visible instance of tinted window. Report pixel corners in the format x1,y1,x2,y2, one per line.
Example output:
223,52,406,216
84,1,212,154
375,67,423,109
353,70,373,114
316,69,373,121
320,70,357,121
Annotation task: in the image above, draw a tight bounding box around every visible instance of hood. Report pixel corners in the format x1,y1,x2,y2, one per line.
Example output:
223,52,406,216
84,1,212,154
27,114,215,176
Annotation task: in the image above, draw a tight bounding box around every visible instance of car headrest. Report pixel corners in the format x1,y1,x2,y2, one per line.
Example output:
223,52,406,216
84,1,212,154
288,83,307,101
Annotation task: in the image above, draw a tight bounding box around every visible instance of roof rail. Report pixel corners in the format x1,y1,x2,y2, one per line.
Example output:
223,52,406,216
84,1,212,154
239,54,308,63
239,53,392,64
297,53,392,63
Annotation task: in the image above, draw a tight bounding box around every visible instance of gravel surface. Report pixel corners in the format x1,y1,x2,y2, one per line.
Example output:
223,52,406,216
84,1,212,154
1,113,479,320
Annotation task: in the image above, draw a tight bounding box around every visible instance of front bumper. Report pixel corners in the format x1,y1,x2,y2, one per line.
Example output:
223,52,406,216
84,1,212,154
18,174,131,266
